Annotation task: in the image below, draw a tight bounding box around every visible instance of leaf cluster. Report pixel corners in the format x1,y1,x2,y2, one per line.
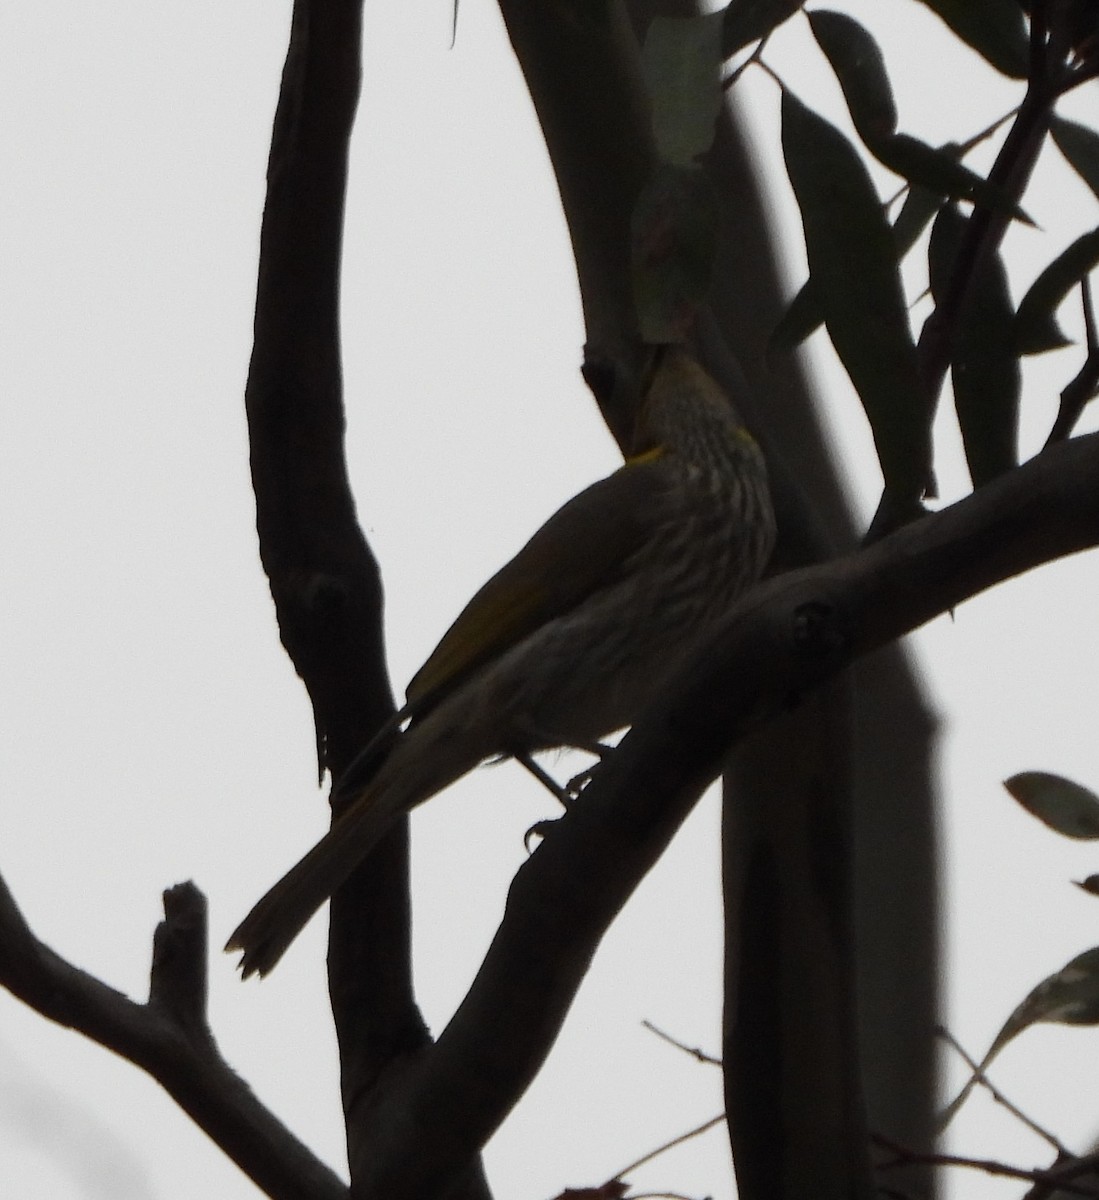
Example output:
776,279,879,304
938,771,1099,1132
637,0,1099,535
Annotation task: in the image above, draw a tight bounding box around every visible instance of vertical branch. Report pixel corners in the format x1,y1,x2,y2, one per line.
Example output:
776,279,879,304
500,1,902,1196
245,6,495,1196
699,105,941,1198
497,0,657,447
247,5,388,774
917,16,1057,403
722,685,875,1200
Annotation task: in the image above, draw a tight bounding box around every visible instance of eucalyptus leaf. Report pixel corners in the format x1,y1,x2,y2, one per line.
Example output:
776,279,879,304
809,10,897,142
939,947,1099,1129
891,182,947,257
877,134,1032,223
1004,771,1099,839
768,277,824,357
722,0,805,57
781,90,930,501
1013,227,1099,356
770,181,947,358
911,0,1030,78
641,12,726,167
953,253,1019,486
928,205,1019,486
809,12,1029,219
1052,116,1099,203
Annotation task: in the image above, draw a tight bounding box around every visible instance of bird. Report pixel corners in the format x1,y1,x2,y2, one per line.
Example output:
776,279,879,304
227,346,776,977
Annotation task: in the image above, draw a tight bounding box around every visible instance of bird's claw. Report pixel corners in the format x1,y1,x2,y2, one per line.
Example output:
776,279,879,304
565,764,598,796
523,816,562,853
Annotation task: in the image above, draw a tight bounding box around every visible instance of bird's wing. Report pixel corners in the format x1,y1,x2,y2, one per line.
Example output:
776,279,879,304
406,447,673,708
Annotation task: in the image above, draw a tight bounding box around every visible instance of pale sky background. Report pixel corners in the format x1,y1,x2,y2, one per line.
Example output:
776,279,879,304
1,2,1098,1198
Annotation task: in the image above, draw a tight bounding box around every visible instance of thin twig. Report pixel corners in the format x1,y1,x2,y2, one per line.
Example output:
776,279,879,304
915,2,1070,420
641,1020,722,1066
935,1025,1067,1152
883,108,1020,210
1084,276,1097,355
613,1114,725,1181
873,1128,1099,1195
873,1133,1099,1198
721,35,770,92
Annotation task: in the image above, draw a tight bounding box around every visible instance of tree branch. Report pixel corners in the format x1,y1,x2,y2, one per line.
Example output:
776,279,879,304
917,15,1056,407
244,3,493,1196
343,428,1099,1196
496,0,656,448
0,878,347,1200
500,4,935,1195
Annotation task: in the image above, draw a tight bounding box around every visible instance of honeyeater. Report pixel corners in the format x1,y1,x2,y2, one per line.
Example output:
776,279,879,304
228,346,776,977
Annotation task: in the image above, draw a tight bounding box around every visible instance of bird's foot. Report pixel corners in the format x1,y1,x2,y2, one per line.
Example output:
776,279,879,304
523,816,562,853
515,751,574,807
565,759,606,797
514,742,613,851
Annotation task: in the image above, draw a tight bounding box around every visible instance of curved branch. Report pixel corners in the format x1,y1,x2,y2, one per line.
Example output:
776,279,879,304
245,6,489,1194
348,430,1099,1196
0,879,346,1200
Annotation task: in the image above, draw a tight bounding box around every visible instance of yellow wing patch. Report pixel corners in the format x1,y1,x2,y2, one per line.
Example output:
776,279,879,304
405,449,674,711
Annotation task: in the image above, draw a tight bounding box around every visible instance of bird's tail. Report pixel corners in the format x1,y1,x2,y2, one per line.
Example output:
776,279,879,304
227,701,492,977
226,777,404,977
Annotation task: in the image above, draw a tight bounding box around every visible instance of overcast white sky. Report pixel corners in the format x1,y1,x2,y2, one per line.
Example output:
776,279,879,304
2,2,1098,1198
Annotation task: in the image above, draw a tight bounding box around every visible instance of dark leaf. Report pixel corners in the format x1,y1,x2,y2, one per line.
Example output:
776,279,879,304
1052,116,1099,202
877,134,1032,223
768,277,824,356
641,12,726,166
1075,875,1099,897
1013,227,1099,355
809,10,897,142
998,945,1099,1031
927,203,962,306
808,13,1031,219
911,0,1030,78
781,90,929,500
928,205,1019,486
953,257,1019,485
722,0,804,57
939,947,1099,1129
892,182,947,257
632,162,720,343
769,184,943,358
1004,771,1099,839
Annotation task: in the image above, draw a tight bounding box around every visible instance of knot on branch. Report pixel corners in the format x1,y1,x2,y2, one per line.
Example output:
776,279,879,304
150,881,213,1049
792,598,852,666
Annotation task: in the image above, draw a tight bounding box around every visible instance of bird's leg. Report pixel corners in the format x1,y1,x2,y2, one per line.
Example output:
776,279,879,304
567,738,616,759
515,751,574,808
490,751,568,852
515,741,619,852
515,738,615,804
502,724,618,850
562,739,615,797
